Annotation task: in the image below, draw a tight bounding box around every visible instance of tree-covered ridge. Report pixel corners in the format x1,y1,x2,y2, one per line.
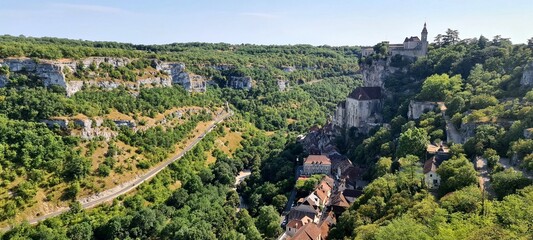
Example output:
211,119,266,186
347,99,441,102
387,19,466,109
0,35,360,86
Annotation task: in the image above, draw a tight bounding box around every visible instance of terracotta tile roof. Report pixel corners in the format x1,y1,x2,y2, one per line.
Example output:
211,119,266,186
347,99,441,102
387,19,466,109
287,219,304,230
347,87,382,101
320,176,335,189
314,189,328,203
304,155,331,165
330,192,350,208
290,223,322,240
320,221,330,240
423,157,438,174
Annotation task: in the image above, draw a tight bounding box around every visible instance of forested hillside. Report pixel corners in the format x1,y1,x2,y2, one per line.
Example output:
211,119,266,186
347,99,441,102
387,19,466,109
0,36,362,239
331,32,533,240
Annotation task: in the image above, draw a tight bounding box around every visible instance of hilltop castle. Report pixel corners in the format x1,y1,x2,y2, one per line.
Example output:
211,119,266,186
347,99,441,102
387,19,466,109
361,23,428,58
333,24,429,132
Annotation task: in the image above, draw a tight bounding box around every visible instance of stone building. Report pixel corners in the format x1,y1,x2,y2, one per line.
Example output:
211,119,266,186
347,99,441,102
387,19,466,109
333,87,383,130
303,155,332,176
361,23,428,58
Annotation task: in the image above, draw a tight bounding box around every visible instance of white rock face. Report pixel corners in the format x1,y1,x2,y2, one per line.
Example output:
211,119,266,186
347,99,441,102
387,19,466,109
0,58,188,95
408,100,438,119
521,62,533,86
1,58,68,89
228,76,253,90
362,60,388,88
277,79,289,91
156,62,207,92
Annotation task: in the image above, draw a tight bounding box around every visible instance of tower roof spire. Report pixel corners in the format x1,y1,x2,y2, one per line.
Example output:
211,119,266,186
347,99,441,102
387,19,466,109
422,22,428,34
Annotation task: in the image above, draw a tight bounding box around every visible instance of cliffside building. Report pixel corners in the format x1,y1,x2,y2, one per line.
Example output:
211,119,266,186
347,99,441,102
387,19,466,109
361,23,428,58
333,87,383,130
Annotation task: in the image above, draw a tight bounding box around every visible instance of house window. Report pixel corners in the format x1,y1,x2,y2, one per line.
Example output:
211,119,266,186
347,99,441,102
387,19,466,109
430,174,432,177
433,179,438,185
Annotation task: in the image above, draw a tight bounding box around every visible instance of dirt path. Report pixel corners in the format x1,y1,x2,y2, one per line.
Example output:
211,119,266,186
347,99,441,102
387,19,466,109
2,111,232,231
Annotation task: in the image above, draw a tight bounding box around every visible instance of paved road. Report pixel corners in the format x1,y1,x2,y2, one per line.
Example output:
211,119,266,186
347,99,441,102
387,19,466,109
445,115,462,144
3,111,232,231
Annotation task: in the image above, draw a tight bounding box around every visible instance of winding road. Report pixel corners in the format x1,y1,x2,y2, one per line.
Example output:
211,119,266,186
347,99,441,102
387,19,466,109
2,111,232,231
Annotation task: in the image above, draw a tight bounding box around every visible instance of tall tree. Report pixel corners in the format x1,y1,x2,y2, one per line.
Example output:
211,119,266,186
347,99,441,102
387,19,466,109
255,206,281,239
396,127,429,159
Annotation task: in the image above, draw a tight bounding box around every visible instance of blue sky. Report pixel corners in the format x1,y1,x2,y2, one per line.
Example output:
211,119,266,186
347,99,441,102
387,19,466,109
1,0,531,46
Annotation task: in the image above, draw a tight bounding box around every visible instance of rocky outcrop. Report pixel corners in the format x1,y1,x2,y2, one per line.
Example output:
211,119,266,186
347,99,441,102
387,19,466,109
524,128,533,139
113,120,136,128
42,116,119,140
0,75,7,87
521,61,533,86
408,100,438,119
0,58,67,89
228,76,253,90
361,60,389,88
155,61,206,92
281,66,296,72
0,58,194,95
42,119,69,129
81,57,131,68
277,79,289,91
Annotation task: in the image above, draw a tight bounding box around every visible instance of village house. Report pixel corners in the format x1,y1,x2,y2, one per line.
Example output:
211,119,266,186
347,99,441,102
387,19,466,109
423,144,451,189
303,155,332,176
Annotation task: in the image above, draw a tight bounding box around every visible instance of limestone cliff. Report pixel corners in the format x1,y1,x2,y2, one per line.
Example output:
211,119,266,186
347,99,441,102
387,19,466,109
228,76,253,90
0,58,201,95
361,59,389,88
521,61,533,86
155,61,206,92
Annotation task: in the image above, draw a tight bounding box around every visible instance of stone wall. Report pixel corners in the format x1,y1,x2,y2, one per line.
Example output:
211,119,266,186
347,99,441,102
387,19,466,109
521,61,533,86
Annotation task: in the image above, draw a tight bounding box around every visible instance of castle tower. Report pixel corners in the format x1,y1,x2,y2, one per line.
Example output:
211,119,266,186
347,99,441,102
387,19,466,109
421,22,428,55
421,22,428,42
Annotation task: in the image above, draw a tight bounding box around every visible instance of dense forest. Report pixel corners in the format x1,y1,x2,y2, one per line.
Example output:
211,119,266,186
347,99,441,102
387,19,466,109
0,29,532,239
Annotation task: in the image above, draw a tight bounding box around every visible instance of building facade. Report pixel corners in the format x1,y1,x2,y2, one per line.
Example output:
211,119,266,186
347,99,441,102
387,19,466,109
361,23,428,58
333,87,383,130
303,155,332,176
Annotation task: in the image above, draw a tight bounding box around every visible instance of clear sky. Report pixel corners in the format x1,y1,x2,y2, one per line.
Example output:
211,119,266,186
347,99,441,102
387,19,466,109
1,0,531,46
